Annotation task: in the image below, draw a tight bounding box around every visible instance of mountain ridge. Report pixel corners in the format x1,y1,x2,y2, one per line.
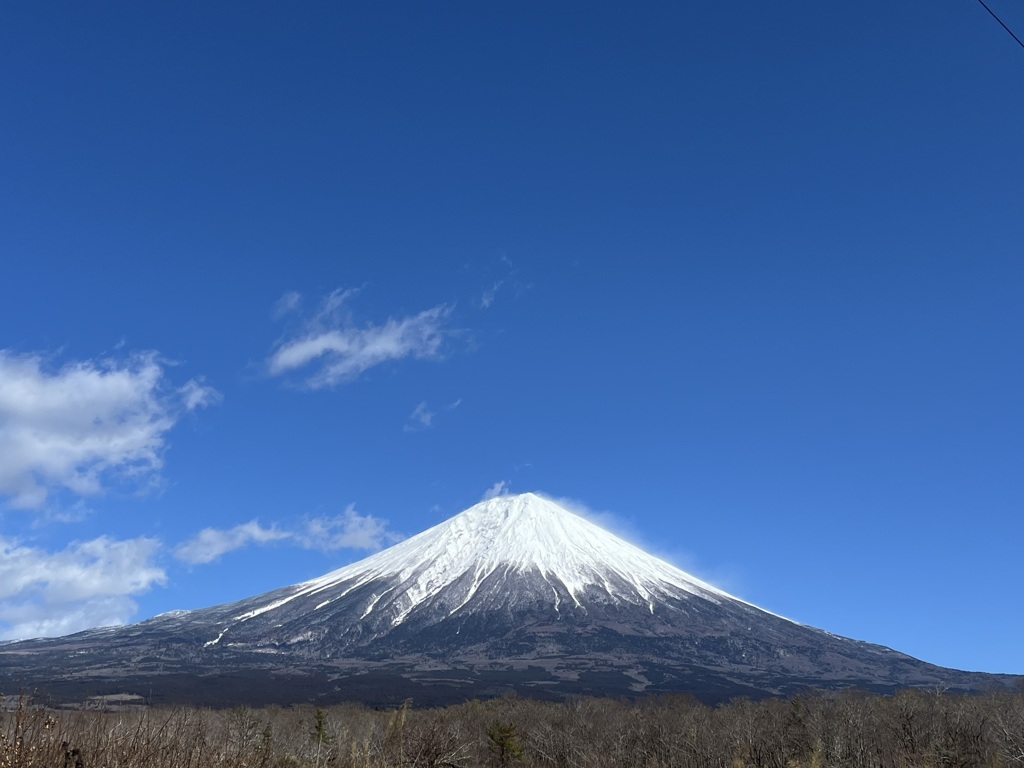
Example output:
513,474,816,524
1,493,1018,707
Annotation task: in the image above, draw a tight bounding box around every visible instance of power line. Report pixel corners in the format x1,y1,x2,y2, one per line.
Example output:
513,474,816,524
976,0,1024,50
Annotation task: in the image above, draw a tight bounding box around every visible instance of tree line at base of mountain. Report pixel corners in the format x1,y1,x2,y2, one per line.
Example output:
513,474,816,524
2,686,1023,768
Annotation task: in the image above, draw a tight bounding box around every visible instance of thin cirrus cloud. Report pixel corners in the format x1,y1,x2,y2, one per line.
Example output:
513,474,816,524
404,398,461,433
0,534,166,640
272,290,303,319
267,289,452,389
0,350,220,510
478,281,504,309
404,401,435,431
173,505,402,565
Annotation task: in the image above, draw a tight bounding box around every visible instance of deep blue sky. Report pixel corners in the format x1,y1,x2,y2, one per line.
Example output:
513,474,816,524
1,2,1021,674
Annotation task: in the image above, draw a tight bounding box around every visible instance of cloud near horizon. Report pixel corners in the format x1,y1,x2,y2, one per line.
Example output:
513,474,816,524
296,505,402,552
174,506,401,565
173,520,291,565
0,534,166,640
267,289,452,388
1,505,399,638
0,350,219,510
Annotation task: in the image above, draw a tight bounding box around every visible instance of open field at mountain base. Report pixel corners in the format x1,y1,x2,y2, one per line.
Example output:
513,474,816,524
3,687,1024,768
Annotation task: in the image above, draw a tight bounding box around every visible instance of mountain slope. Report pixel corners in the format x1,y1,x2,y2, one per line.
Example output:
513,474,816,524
192,492,755,645
1,493,1017,706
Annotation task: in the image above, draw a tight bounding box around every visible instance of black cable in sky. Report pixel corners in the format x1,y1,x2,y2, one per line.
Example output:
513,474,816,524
976,0,1024,50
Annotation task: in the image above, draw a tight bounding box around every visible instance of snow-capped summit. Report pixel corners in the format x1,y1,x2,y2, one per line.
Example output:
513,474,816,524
4,492,1017,707
274,492,738,625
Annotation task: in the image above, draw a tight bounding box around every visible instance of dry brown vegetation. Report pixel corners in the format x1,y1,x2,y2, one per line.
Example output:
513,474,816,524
2,687,1023,768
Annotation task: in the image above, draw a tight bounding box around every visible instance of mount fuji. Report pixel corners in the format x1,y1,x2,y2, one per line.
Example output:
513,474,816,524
0,493,1015,706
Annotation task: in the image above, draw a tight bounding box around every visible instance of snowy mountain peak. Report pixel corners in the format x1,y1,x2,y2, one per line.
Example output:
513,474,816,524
460,491,572,523
434,492,623,559
231,493,754,628
6,497,1010,708
14,492,996,707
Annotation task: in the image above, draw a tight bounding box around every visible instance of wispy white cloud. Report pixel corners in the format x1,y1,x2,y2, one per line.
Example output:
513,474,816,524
0,535,165,640
474,254,530,309
2,505,400,637
173,520,290,565
273,290,303,319
267,289,452,388
297,505,401,552
32,500,93,527
404,399,461,432
179,377,221,411
173,506,400,564
478,281,504,309
482,480,509,500
0,351,219,510
404,401,435,431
